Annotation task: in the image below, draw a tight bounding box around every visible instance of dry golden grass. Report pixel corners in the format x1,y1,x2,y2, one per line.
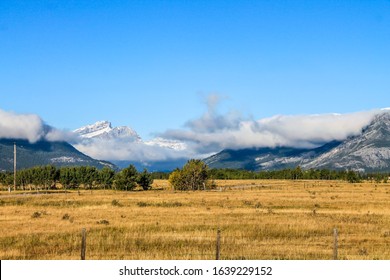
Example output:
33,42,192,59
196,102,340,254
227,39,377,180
0,180,389,260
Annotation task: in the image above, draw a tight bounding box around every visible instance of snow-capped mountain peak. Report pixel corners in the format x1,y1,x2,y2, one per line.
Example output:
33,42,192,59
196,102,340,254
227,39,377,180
74,121,141,141
74,121,112,138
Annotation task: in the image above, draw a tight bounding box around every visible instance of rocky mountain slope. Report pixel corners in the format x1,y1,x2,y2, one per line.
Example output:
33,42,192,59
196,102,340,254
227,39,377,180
204,141,342,171
302,113,390,172
0,138,115,172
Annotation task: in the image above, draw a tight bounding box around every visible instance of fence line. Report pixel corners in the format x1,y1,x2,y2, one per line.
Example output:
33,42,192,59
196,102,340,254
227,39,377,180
77,227,386,260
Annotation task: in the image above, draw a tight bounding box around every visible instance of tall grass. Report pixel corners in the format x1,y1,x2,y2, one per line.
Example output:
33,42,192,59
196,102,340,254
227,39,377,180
0,180,389,260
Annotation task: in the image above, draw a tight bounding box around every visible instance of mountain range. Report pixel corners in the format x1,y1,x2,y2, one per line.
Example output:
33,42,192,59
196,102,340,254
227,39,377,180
2,112,390,173
204,112,390,173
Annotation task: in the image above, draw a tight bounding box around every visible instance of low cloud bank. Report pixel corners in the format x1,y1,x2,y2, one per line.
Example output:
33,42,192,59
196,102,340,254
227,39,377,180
163,110,382,154
161,95,387,155
73,138,194,162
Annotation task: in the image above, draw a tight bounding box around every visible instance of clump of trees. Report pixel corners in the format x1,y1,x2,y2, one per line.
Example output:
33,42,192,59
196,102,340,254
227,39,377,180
0,165,153,191
169,159,209,190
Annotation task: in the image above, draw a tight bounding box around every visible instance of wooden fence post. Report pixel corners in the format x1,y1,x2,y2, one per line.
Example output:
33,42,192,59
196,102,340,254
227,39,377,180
333,228,338,260
81,228,87,260
216,228,221,260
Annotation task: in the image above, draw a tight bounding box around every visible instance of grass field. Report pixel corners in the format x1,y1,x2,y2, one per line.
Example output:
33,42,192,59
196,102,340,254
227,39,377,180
0,179,389,260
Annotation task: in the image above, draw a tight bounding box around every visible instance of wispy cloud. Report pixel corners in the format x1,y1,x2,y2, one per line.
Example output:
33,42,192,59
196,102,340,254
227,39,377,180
185,94,242,133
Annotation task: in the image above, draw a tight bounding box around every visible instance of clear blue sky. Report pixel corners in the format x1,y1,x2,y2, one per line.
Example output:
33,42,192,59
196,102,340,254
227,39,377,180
1,0,389,139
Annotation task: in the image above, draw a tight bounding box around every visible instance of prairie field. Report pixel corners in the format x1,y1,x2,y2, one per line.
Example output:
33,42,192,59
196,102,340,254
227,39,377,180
0,179,390,260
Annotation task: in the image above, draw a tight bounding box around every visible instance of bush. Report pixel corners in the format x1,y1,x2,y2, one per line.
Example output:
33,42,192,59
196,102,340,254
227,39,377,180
62,213,70,220
169,159,209,191
111,199,121,207
31,212,41,218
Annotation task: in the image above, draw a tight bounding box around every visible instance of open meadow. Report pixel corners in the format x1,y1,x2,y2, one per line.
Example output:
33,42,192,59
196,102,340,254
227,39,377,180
0,179,390,260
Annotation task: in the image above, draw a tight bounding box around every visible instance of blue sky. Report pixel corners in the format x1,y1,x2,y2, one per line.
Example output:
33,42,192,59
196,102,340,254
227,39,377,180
1,0,390,139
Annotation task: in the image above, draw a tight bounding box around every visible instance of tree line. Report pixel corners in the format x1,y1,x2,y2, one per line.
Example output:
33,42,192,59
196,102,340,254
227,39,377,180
167,161,390,191
167,163,390,189
0,165,153,191
151,165,371,182
207,167,365,182
1,161,388,192
208,167,390,183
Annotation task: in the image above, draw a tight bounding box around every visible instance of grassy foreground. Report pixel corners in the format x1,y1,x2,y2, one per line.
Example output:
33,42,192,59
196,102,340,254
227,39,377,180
0,179,389,260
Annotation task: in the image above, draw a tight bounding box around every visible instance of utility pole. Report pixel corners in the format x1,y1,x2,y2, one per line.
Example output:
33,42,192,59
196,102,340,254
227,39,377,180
14,142,16,192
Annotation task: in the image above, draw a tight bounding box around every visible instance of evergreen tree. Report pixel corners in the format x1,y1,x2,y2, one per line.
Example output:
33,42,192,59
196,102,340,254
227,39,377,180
59,167,72,189
114,165,138,191
137,169,154,190
99,167,115,189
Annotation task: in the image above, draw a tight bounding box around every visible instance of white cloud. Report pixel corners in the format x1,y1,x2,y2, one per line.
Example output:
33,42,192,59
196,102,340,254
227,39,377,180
0,109,45,143
44,128,80,143
252,111,381,147
185,94,242,133
162,103,387,155
0,108,79,143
